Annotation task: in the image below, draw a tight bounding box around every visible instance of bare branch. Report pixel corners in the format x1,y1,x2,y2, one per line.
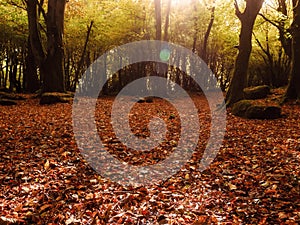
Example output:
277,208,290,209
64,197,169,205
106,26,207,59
253,32,268,56
258,13,282,31
7,0,27,11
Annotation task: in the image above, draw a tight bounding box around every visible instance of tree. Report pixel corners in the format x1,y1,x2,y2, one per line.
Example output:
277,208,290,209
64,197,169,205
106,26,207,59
154,0,169,78
154,0,162,40
24,37,39,93
277,0,292,58
285,0,300,99
72,21,94,92
201,0,216,63
226,0,264,106
163,0,172,41
27,0,66,93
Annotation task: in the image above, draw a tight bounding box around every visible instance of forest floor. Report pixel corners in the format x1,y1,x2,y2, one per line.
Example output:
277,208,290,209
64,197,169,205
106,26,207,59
0,91,299,225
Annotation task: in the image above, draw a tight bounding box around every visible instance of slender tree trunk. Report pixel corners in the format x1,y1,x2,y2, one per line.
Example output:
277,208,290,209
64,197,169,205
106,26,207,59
0,66,2,88
192,1,199,53
65,50,70,90
154,0,168,78
9,52,18,92
253,31,276,86
278,0,292,58
201,0,216,63
163,0,172,42
72,21,94,91
285,0,300,99
24,37,39,93
226,0,264,106
4,53,9,89
154,0,162,41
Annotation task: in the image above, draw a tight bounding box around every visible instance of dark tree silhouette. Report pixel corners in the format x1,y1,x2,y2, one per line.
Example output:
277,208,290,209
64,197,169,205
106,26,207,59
27,0,66,93
285,0,300,100
226,0,264,106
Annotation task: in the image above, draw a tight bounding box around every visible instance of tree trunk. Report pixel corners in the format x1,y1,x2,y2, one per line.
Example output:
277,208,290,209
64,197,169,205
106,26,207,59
24,38,39,93
154,0,162,40
278,0,292,58
192,1,199,53
201,0,216,63
27,0,66,94
226,0,264,106
42,0,66,93
163,0,172,41
285,0,300,99
72,21,94,91
27,0,45,69
0,67,2,88
9,53,18,92
154,0,168,77
4,53,9,89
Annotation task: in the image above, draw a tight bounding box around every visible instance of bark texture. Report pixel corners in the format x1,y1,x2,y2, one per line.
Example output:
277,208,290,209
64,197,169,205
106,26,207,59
285,0,300,99
226,0,264,106
27,0,66,93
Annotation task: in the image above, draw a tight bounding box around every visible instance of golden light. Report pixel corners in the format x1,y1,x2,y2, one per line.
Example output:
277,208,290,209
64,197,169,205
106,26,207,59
171,0,193,6
263,0,277,8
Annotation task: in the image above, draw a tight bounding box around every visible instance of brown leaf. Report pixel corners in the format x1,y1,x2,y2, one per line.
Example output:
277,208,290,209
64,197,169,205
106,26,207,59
40,204,52,212
44,160,50,170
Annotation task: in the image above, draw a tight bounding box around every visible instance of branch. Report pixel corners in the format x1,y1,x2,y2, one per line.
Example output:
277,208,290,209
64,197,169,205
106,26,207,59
38,0,44,17
293,0,300,10
258,13,281,30
38,22,47,34
34,0,47,22
7,0,27,10
234,0,243,20
253,32,268,56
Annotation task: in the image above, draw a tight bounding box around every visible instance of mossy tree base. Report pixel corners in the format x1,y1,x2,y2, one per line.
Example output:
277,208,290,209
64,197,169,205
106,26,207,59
40,92,73,105
0,92,27,106
0,92,26,100
0,99,18,106
243,85,270,100
232,100,281,119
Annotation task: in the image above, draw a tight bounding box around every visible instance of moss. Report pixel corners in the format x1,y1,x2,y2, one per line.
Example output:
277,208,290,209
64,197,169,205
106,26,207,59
0,92,26,100
246,105,281,119
40,92,73,105
232,99,281,119
243,85,270,100
232,100,253,117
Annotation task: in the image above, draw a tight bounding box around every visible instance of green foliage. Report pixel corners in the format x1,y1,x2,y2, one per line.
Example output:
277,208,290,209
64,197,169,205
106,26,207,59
65,0,146,54
0,0,293,92
0,0,27,43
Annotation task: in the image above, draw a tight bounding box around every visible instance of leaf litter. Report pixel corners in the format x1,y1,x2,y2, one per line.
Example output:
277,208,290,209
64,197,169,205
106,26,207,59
0,93,299,224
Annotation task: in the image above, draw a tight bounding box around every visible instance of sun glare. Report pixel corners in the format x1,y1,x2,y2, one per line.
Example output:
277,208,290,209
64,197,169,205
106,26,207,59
263,0,272,5
263,0,276,8
171,0,192,6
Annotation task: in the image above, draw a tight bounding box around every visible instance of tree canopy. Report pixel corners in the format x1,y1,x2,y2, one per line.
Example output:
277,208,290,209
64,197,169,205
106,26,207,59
0,0,297,99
